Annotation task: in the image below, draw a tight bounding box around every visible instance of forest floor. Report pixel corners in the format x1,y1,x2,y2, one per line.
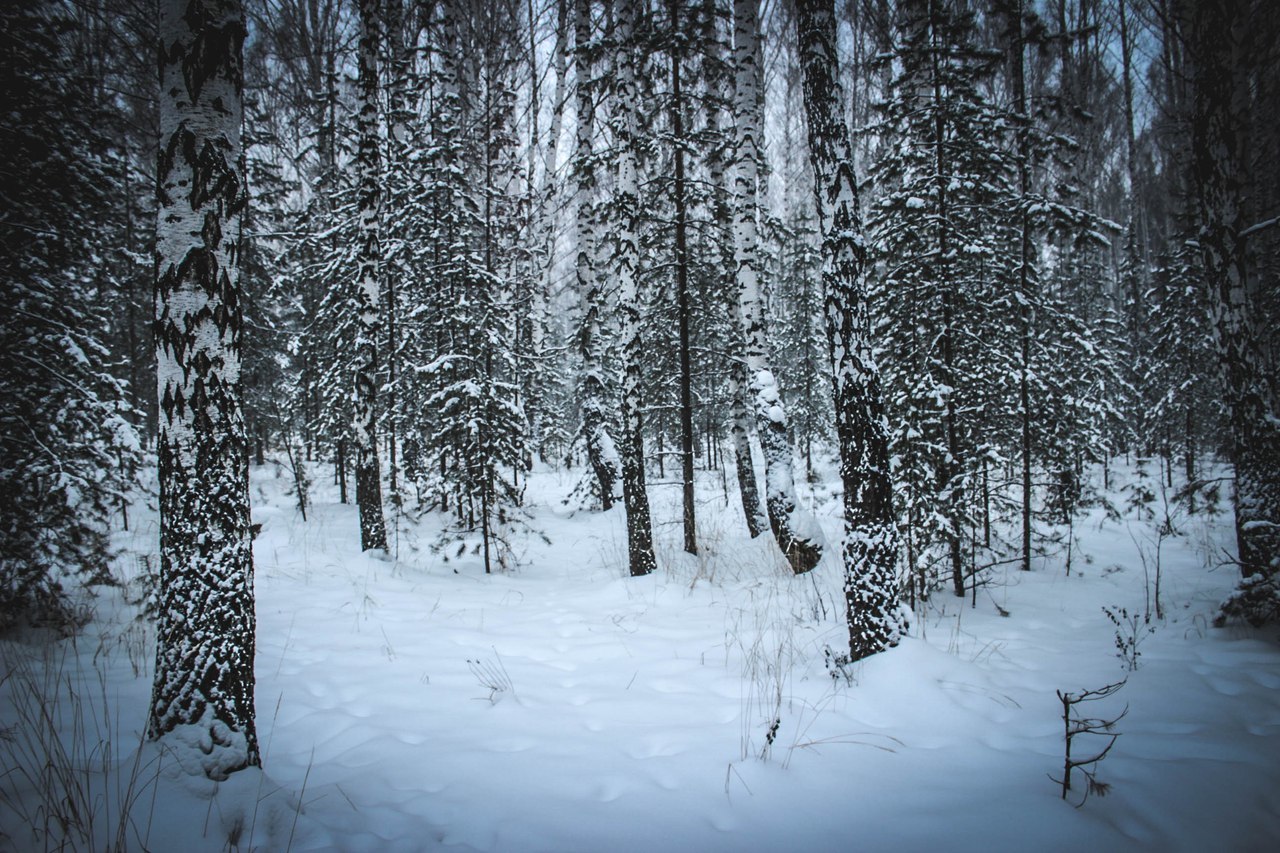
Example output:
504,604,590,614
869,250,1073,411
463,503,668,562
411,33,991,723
2,457,1279,851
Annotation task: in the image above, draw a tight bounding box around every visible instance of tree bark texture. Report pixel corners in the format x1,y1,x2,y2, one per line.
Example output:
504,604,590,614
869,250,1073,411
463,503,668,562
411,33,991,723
151,0,259,778
699,0,765,540
795,0,904,659
527,0,570,462
671,0,698,556
575,0,620,510
354,0,388,552
728,360,767,538
1188,0,1280,621
614,0,656,577
733,0,822,574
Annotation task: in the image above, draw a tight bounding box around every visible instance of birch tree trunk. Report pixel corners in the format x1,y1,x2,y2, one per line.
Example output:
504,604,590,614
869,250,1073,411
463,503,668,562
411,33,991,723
354,0,388,552
697,0,765,540
528,0,570,462
614,0,656,577
728,363,767,538
1189,0,1280,624
733,0,822,574
150,0,259,777
795,0,903,659
575,0,620,509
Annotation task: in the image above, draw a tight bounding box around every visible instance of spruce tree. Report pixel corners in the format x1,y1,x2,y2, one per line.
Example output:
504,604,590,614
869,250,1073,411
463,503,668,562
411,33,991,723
866,0,1014,599
0,0,141,630
405,0,531,571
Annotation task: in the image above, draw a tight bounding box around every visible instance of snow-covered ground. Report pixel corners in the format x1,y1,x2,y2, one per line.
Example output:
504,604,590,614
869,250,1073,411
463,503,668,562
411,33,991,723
3,458,1279,851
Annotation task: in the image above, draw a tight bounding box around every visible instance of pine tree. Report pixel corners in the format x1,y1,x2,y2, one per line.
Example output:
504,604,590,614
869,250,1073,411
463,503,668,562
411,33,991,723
0,0,141,630
866,0,1014,599
992,0,1117,572
404,0,531,572
1145,242,1216,502
248,0,347,479
1033,0,1127,528
795,0,904,660
150,0,258,777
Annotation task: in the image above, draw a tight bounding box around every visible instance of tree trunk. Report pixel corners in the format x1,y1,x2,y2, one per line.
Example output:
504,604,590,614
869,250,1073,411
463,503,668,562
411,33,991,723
795,0,903,660
529,0,570,463
150,0,259,777
670,0,697,555
923,0,965,597
728,360,767,537
1008,0,1034,573
354,0,388,552
1189,0,1280,622
733,0,822,573
382,0,412,499
615,0,656,577
700,0,765,540
575,0,619,510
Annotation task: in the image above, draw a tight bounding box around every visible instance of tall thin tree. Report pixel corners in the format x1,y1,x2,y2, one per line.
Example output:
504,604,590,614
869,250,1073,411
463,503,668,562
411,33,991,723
574,0,621,510
795,0,904,659
669,0,698,556
614,0,657,577
732,0,822,574
354,0,389,552
1187,0,1280,624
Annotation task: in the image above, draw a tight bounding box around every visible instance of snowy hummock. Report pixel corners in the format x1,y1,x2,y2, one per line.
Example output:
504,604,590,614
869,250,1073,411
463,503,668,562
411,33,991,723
2,462,1279,851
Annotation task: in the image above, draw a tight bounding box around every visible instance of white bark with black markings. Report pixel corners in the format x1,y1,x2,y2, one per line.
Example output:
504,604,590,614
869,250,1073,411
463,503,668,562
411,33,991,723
151,0,259,778
732,0,822,574
353,0,388,552
613,0,655,577
795,0,904,659
574,0,621,510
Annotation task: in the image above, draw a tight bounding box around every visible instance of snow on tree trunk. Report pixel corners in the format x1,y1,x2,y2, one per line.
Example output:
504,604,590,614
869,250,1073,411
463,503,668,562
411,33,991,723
150,0,259,778
795,0,904,659
670,0,698,556
354,0,388,552
728,361,767,538
575,0,620,510
1189,0,1280,623
527,0,570,463
382,0,414,498
696,0,764,541
732,0,823,574
614,0,656,577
